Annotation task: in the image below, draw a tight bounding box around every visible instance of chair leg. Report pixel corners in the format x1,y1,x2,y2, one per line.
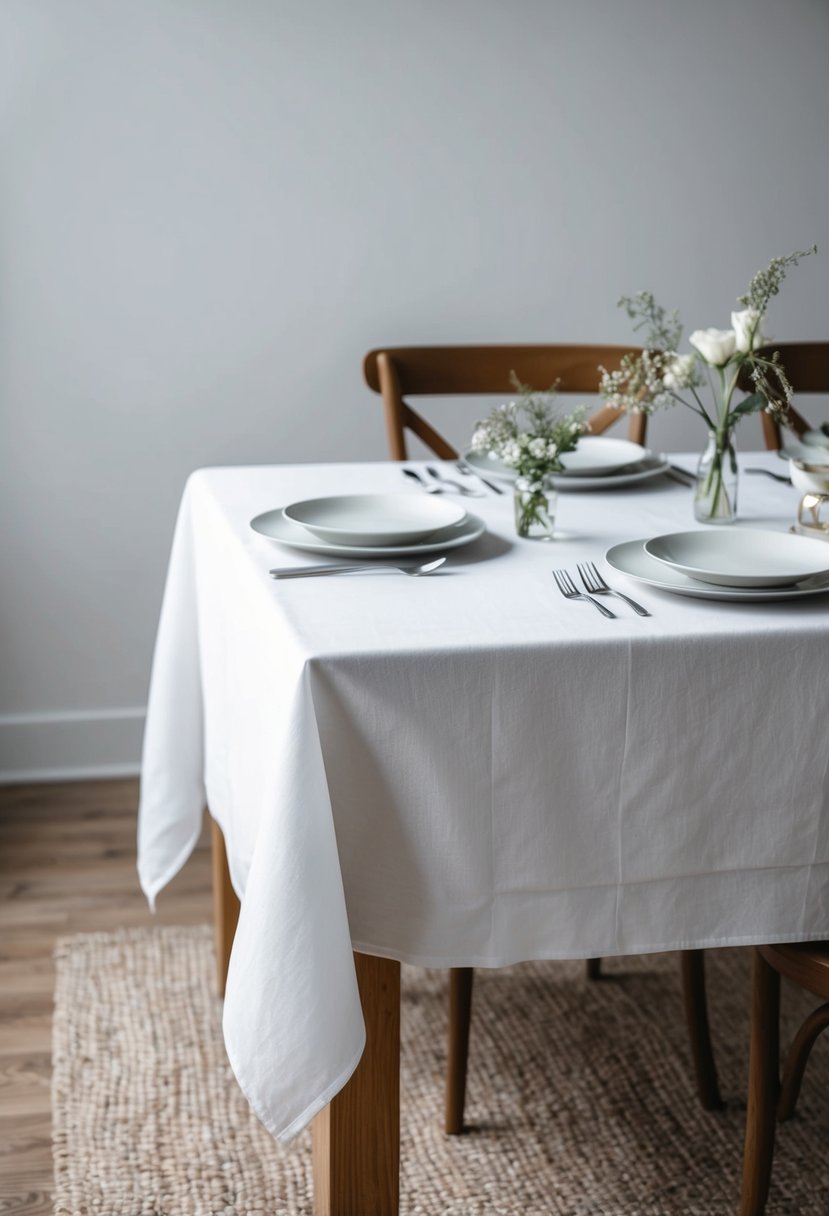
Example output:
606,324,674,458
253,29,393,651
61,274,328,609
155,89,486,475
740,948,780,1216
777,1001,829,1122
680,949,723,1110
211,818,241,997
585,958,602,981
445,967,474,1134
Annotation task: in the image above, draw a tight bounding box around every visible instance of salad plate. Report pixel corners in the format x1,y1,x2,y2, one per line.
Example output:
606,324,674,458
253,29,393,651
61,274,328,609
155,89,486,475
251,508,485,558
557,436,647,475
282,493,466,546
606,539,829,602
643,528,829,588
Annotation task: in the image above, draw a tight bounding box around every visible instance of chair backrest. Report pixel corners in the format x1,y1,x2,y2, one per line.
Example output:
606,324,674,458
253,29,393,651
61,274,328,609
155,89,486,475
363,345,647,461
740,342,829,450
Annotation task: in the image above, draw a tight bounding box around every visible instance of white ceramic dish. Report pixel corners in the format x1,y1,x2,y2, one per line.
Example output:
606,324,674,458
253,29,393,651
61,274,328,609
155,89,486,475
780,441,829,470
558,436,647,476
801,428,829,450
252,508,486,558
790,460,829,494
282,493,466,546
643,528,829,588
553,454,669,490
605,539,829,603
462,449,669,491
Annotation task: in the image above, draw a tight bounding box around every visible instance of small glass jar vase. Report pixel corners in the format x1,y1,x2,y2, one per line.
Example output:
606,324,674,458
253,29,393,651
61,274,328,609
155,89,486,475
694,428,738,524
514,474,557,540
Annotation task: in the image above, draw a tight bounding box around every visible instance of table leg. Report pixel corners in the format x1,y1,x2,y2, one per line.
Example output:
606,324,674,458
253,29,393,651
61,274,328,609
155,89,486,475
740,948,780,1216
680,949,723,1110
445,967,474,1134
210,818,240,997
313,952,401,1216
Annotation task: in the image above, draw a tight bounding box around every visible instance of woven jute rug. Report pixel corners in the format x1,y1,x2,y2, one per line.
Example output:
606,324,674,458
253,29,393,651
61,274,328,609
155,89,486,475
53,926,829,1215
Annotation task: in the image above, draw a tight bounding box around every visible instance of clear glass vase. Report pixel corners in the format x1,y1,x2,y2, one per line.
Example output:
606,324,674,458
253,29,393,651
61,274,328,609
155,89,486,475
694,428,738,524
514,474,557,539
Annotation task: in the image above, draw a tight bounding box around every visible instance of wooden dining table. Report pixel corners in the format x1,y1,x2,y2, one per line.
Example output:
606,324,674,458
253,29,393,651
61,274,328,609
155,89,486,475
138,453,829,1215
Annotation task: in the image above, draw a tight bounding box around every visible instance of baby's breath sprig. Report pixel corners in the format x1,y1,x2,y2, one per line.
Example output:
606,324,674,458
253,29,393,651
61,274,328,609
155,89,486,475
738,245,817,315
469,374,587,482
599,293,702,415
618,291,683,352
734,245,817,417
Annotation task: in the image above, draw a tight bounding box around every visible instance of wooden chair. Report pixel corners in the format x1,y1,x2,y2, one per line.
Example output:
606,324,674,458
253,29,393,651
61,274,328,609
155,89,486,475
363,344,647,460
740,943,829,1215
363,343,722,1133
741,342,828,451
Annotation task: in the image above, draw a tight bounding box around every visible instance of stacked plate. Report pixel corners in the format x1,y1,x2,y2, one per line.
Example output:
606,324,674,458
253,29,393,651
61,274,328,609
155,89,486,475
251,493,486,558
462,437,669,491
605,528,829,602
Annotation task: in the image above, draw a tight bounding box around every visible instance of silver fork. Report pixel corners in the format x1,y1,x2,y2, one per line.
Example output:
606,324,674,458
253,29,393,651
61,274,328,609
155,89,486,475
271,557,446,579
577,561,651,616
553,568,616,618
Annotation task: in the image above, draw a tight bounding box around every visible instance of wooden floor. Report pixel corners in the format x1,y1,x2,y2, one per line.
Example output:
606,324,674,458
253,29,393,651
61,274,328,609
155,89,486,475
0,778,212,1215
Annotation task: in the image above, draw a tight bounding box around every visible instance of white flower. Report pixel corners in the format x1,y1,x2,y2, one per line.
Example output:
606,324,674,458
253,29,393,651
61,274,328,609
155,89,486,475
528,437,547,458
546,440,560,459
470,427,490,452
689,327,737,366
662,352,697,391
731,308,765,353
502,440,522,467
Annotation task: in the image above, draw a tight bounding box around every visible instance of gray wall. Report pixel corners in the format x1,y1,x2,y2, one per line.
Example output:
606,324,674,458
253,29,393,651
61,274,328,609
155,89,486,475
2,0,828,778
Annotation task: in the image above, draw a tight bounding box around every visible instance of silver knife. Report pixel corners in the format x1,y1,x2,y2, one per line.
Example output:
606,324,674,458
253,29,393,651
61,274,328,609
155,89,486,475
667,464,696,486
271,557,446,579
455,457,504,495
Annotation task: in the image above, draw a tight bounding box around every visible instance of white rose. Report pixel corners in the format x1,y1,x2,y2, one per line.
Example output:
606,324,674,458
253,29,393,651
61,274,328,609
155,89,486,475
731,308,765,353
689,328,737,366
662,352,697,390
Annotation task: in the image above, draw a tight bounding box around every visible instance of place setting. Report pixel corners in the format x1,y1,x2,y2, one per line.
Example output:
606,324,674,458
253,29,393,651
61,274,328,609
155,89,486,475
250,491,487,576
604,526,829,603
462,435,671,492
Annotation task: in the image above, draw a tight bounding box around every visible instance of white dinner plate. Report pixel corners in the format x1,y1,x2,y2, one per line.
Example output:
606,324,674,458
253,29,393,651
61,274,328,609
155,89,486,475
644,527,829,588
252,507,486,558
462,449,669,491
558,436,648,476
605,539,829,603
282,493,466,546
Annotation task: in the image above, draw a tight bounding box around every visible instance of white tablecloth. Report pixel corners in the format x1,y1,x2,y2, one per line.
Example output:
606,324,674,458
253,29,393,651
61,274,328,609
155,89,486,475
138,455,829,1143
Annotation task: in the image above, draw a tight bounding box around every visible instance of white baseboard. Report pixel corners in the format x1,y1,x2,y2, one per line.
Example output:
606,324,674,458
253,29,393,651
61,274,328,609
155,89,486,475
0,708,145,785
